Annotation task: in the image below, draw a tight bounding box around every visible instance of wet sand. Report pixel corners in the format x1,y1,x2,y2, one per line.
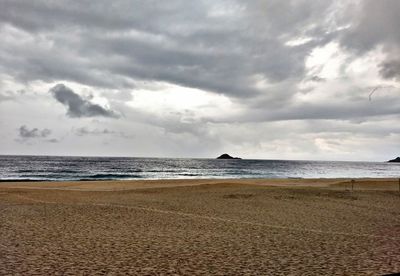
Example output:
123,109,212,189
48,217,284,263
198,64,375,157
1,178,399,275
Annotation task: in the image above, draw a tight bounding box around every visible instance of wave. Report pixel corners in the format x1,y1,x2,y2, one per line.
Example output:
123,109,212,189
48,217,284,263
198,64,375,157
16,169,80,174
83,173,143,180
147,169,178,173
0,174,143,182
0,179,44,182
16,169,49,173
178,173,200,177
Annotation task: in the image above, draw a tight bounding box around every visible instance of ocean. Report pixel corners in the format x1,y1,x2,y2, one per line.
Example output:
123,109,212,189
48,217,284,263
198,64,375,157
0,155,399,181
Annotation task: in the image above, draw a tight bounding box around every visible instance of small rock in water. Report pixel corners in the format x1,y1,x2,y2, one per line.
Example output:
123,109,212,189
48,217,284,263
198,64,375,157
216,154,241,159
388,157,400,162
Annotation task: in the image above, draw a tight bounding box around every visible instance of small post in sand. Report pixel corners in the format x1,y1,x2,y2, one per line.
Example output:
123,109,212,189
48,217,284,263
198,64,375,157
351,179,355,192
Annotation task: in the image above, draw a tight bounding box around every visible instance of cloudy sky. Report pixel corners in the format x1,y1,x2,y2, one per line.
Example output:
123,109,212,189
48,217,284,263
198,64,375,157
0,0,399,161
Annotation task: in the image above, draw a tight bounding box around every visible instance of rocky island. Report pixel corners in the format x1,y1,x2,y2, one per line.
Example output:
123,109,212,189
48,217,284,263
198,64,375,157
388,157,400,162
216,153,242,159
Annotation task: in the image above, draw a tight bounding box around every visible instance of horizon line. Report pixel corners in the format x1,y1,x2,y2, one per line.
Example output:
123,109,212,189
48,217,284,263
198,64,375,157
0,153,392,163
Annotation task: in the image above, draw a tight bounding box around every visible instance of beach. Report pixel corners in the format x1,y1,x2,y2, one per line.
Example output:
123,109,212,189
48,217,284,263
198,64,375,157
1,178,399,275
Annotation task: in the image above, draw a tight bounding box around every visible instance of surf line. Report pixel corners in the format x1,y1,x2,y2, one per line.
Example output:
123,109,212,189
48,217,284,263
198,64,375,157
16,194,399,241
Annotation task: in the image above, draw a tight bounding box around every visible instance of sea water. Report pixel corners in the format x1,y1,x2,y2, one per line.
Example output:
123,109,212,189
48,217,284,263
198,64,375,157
0,155,398,181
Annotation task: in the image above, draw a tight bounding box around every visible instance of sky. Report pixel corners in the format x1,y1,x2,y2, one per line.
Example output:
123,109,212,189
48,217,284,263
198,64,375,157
0,0,399,161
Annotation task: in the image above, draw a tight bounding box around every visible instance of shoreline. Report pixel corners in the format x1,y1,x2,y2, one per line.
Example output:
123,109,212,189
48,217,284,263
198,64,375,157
0,177,398,191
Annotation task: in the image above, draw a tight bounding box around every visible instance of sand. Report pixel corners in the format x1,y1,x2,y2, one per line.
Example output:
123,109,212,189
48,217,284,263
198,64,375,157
0,178,399,275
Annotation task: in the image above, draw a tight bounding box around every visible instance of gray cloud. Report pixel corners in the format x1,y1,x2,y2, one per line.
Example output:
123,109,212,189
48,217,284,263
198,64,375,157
18,125,51,138
74,127,115,136
0,1,399,161
0,91,16,102
50,84,119,118
225,90,400,123
340,0,400,52
46,138,59,143
379,60,400,81
0,1,336,99
340,0,400,80
308,76,326,83
0,89,25,102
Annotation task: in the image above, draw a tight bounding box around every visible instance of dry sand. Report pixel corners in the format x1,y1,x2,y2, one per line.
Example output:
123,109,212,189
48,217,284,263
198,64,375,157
0,178,399,275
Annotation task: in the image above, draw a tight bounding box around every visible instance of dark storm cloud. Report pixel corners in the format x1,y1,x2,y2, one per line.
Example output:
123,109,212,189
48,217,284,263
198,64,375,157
0,0,399,127
379,60,400,81
18,125,51,138
50,84,119,118
340,0,400,80
0,0,399,161
340,0,400,52
0,0,336,98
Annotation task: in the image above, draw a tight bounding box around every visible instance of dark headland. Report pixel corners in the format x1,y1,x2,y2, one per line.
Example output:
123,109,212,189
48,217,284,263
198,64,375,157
216,153,241,159
388,157,400,162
